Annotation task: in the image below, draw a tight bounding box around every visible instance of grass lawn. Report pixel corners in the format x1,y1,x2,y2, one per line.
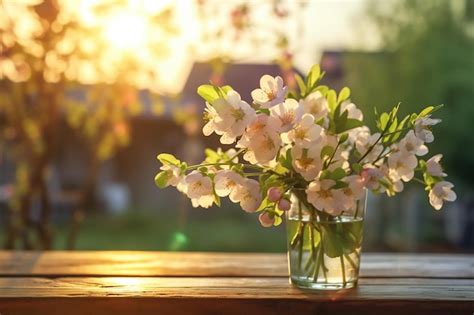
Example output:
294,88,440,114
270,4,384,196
44,208,288,252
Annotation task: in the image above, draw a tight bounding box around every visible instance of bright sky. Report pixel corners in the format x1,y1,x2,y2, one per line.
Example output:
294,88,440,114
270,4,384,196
295,0,379,71
2,0,377,94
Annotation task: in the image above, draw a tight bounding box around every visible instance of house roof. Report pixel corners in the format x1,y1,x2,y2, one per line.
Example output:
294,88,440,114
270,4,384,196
181,62,286,103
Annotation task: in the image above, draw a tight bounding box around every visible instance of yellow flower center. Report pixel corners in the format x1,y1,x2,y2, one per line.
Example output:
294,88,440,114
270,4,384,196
318,189,332,199
280,111,295,125
231,107,245,121
295,156,313,170
294,127,307,140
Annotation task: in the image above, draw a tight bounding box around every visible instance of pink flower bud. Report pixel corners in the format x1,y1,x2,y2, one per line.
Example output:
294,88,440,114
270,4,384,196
278,198,291,211
259,212,275,227
267,187,283,202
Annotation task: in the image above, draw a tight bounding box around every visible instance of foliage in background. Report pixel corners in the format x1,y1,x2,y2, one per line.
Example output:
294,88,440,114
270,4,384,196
0,0,175,249
0,0,305,250
344,0,474,188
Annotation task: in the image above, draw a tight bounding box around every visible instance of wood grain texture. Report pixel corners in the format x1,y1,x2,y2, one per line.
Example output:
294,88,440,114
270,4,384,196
0,251,472,278
0,277,472,300
0,251,472,315
0,277,472,315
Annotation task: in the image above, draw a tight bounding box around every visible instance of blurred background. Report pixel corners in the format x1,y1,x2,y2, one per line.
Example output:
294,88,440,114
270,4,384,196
0,0,473,252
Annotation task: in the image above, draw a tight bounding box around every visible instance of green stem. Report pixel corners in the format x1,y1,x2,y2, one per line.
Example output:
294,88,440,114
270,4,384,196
413,177,426,185
227,148,246,161
312,244,322,282
340,255,347,287
319,239,328,283
304,226,316,273
297,222,306,273
344,253,357,270
382,127,412,137
324,139,341,169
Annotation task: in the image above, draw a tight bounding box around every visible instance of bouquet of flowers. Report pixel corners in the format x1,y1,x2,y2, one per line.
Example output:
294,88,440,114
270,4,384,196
155,65,456,289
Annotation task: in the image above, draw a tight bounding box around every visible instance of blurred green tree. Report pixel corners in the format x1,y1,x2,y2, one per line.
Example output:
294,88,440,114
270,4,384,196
344,0,474,188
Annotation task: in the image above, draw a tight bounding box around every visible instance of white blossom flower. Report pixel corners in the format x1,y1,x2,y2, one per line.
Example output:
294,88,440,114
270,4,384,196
338,175,366,213
414,115,441,143
361,166,384,191
235,179,262,212
385,167,404,196
426,154,447,177
203,90,256,144
159,164,184,190
355,128,384,164
241,113,281,138
429,181,456,210
388,151,418,182
398,130,428,156
340,101,363,120
269,98,302,132
182,171,215,208
282,113,324,148
291,144,323,181
298,91,328,120
214,170,244,200
251,75,287,108
306,179,342,215
238,115,281,164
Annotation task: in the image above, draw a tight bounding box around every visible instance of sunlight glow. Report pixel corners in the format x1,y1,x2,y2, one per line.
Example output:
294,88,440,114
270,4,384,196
103,13,147,52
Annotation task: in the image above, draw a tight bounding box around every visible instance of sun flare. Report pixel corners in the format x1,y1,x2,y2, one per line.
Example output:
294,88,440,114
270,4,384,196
102,13,148,52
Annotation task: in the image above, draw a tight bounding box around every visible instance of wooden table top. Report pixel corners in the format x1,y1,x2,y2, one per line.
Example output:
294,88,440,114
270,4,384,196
0,251,472,315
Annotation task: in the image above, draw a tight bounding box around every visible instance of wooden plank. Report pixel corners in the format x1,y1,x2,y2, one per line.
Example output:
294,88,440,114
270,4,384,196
0,251,472,278
0,251,287,277
0,277,472,299
0,277,472,315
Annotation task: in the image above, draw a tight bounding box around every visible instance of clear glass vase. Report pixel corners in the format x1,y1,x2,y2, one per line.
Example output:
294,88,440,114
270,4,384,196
286,190,366,290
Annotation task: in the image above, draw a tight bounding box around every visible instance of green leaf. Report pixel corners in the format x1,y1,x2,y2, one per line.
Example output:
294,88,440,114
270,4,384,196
214,194,221,207
351,162,363,174
295,74,306,96
221,85,233,94
274,164,289,175
282,149,293,170
204,149,219,163
321,225,344,258
315,117,325,126
286,91,299,99
379,112,390,131
273,215,283,226
419,159,427,172
337,118,363,133
332,181,349,189
330,167,346,181
257,197,271,211
257,108,270,115
341,220,363,254
319,170,331,180
197,85,221,104
418,106,434,117
320,145,335,159
337,87,351,104
154,171,172,188
339,133,349,143
197,85,232,104
315,85,329,95
306,64,321,89
157,153,180,166
334,109,348,133
327,90,337,112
